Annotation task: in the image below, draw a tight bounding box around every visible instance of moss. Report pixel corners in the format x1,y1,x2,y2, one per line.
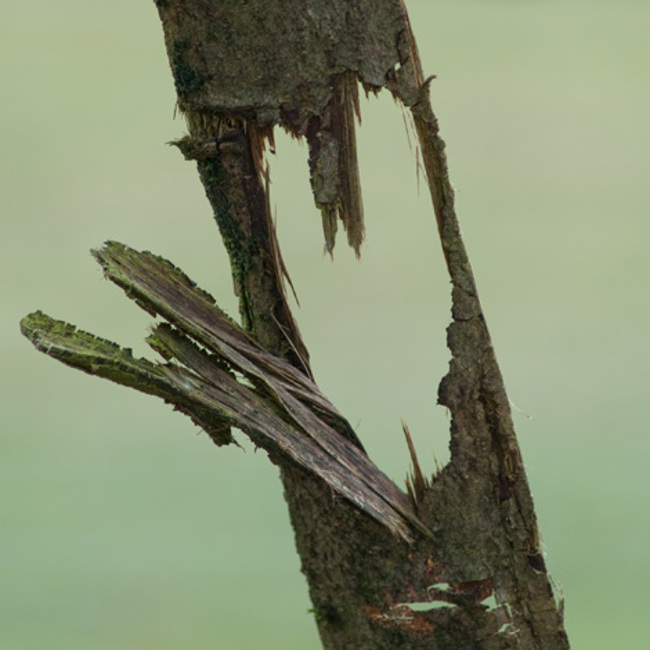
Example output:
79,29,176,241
21,310,236,447
20,311,165,394
197,159,252,272
170,39,208,97
309,602,343,627
195,156,255,330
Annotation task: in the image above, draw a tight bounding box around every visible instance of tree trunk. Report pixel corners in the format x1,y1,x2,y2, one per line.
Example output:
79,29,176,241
21,1,569,647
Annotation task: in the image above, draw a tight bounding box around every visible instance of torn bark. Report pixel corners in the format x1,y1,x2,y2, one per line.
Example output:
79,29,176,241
20,1,569,648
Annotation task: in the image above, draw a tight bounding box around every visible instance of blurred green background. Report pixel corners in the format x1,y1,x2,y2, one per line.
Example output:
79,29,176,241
2,1,649,647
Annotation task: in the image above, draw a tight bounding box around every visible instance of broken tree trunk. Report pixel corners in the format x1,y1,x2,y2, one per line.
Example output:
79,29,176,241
21,1,569,648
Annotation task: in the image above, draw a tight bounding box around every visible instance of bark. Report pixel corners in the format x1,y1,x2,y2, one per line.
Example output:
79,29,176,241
21,1,570,648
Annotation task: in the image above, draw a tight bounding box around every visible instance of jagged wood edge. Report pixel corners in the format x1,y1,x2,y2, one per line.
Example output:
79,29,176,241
93,241,424,533
20,309,413,540
386,22,569,646
20,242,432,541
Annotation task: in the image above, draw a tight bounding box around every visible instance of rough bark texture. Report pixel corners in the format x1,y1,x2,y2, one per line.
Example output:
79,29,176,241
21,1,570,648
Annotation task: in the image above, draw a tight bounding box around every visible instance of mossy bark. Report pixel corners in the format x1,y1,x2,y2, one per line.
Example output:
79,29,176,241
20,1,570,648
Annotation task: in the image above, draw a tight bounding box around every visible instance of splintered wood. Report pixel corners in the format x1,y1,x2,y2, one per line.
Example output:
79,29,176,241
156,0,408,255
21,242,429,542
